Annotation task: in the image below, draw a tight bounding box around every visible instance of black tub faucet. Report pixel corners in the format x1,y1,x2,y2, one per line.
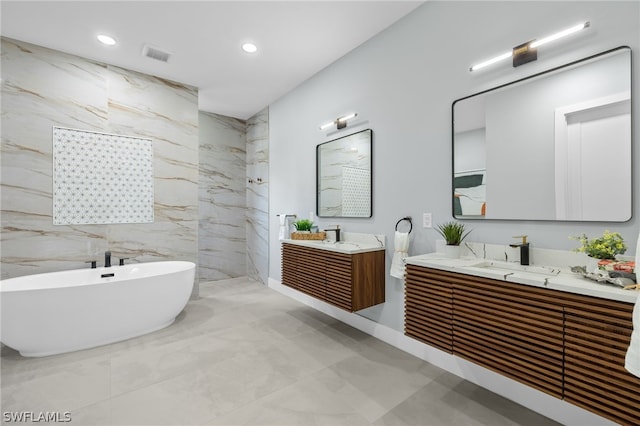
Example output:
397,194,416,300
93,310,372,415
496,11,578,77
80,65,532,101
510,236,530,266
104,251,112,268
324,225,341,242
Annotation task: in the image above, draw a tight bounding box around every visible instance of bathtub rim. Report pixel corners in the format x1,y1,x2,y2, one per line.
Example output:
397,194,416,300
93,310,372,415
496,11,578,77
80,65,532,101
0,260,196,292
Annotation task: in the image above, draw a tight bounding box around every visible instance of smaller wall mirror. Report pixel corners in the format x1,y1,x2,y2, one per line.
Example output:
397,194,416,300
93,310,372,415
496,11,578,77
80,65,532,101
317,129,372,218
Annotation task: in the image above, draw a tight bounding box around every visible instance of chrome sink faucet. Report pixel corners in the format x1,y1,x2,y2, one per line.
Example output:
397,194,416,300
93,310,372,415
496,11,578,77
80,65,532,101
324,225,341,242
509,236,530,266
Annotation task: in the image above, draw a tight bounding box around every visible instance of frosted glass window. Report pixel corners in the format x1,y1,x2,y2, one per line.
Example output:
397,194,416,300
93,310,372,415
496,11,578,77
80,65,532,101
53,127,154,225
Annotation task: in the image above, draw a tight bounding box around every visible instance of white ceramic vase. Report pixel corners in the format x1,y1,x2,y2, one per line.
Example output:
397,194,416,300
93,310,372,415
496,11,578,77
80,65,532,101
586,256,601,273
443,244,461,259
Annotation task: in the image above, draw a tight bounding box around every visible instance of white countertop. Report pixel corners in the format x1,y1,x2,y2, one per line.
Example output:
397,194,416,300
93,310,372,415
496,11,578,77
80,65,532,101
282,232,385,254
406,252,639,304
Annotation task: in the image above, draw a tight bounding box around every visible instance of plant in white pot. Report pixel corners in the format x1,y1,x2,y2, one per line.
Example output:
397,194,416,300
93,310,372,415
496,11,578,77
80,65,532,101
436,221,471,258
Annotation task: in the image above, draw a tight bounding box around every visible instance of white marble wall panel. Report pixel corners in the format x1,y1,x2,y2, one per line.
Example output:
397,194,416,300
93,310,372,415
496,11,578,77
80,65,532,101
1,38,199,283
198,112,247,281
246,108,269,284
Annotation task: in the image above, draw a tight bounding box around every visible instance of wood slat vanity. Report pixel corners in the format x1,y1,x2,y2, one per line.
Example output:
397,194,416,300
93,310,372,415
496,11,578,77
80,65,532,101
282,240,385,312
404,262,639,425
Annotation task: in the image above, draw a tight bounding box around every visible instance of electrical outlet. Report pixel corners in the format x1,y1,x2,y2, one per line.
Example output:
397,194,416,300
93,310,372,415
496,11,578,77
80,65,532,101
423,213,432,228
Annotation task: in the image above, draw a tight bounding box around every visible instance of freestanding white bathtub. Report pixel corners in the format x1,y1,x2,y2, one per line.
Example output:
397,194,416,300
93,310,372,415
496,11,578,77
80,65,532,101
0,261,195,357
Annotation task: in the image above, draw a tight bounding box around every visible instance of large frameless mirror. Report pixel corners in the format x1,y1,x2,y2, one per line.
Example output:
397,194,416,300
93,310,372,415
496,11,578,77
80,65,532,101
317,129,372,218
452,46,631,221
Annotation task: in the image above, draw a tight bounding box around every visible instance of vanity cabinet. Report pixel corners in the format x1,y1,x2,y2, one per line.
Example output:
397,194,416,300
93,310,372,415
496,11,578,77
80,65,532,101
405,265,453,353
405,266,563,398
453,272,564,399
282,242,384,312
404,265,640,425
563,296,639,426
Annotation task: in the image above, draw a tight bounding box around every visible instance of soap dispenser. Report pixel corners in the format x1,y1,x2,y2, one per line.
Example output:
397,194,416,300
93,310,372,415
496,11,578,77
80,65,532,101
510,235,530,266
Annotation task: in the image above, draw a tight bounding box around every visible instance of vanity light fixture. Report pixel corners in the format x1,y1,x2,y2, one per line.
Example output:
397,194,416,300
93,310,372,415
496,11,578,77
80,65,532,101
469,21,590,72
97,34,116,46
242,42,258,53
319,112,358,131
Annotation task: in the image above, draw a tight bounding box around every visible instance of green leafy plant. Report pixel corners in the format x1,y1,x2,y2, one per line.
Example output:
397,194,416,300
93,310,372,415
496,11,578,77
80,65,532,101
570,230,627,260
436,221,471,246
293,219,313,232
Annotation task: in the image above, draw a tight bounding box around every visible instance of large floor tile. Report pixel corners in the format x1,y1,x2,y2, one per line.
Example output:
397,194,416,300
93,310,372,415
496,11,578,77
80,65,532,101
373,372,560,426
206,370,372,426
1,277,560,426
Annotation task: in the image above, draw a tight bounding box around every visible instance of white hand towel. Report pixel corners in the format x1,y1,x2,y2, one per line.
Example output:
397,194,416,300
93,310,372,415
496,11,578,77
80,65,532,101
390,231,410,279
278,215,287,241
625,293,640,378
628,234,640,377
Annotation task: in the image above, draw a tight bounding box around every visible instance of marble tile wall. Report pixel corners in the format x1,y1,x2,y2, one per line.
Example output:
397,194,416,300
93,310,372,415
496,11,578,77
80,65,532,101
246,108,269,284
198,112,247,281
1,38,199,284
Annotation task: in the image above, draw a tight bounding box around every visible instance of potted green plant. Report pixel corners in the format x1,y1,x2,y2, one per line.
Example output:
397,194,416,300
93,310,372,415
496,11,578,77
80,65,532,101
436,221,471,258
291,219,327,240
570,230,626,259
293,219,313,232
570,230,627,271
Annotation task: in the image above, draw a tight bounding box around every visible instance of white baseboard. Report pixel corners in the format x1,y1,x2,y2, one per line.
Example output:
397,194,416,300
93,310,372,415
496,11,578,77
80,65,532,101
268,278,615,426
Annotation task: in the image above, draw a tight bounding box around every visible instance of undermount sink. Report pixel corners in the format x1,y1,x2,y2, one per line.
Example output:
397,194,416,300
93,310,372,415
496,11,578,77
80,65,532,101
467,261,561,277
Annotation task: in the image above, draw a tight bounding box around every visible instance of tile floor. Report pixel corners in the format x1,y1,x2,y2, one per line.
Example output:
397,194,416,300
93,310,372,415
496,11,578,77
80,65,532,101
1,278,560,425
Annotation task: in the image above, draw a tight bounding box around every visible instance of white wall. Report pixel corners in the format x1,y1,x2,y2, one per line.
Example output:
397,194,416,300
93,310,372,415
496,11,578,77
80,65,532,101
269,1,640,331
454,129,485,173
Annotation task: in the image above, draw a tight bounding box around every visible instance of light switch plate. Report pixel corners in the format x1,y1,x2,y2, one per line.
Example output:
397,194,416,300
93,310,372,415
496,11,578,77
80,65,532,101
423,213,432,228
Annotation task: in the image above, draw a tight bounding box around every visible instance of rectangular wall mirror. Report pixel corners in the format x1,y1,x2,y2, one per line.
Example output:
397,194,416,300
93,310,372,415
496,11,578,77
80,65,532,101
317,129,372,218
452,46,631,221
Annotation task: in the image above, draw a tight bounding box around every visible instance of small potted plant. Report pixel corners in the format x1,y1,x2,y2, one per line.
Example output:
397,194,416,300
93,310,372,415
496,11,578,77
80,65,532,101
291,219,326,240
436,221,471,258
293,219,313,232
570,230,627,271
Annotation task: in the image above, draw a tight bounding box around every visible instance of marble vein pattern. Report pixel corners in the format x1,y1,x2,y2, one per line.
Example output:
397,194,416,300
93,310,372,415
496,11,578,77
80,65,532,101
1,278,561,426
198,111,247,281
246,107,269,284
1,37,199,280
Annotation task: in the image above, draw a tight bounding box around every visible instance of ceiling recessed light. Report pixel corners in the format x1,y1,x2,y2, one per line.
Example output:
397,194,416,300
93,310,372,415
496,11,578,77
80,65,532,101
242,42,257,54
97,34,116,46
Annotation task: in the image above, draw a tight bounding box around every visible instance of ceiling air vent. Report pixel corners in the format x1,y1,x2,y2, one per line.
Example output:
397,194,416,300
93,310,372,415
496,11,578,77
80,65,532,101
142,44,171,63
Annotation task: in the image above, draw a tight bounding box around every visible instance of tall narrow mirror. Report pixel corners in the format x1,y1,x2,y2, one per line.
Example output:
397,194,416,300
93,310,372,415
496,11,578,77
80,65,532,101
453,47,631,221
317,129,372,218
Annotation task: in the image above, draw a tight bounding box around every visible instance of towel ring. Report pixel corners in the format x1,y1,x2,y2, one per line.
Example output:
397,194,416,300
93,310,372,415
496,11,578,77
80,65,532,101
395,216,412,233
